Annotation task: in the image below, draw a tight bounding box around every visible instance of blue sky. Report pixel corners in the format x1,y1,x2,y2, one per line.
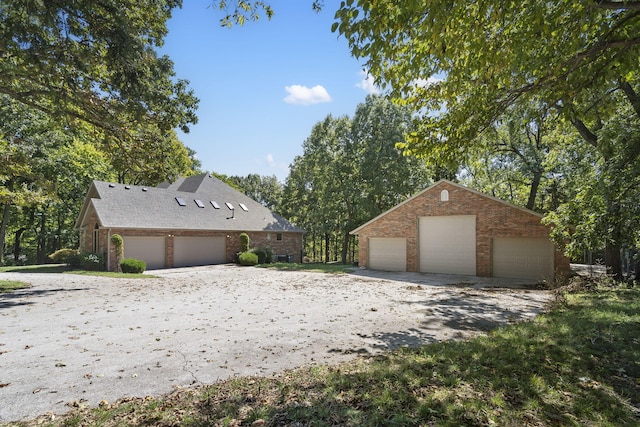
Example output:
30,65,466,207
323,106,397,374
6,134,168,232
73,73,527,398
160,0,377,182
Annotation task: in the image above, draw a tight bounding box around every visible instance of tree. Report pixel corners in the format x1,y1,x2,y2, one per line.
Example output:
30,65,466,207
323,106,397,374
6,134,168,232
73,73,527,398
228,174,283,210
282,96,432,264
332,1,640,278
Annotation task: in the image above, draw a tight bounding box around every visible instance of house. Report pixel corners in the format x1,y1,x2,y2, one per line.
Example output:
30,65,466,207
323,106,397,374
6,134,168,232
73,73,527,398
350,180,570,282
75,174,304,271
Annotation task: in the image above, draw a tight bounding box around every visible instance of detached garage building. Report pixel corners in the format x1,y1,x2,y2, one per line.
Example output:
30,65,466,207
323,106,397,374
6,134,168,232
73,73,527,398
350,180,570,282
76,174,304,271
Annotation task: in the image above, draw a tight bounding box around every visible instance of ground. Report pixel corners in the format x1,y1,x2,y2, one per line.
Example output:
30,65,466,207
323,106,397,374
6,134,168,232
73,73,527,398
0,265,551,423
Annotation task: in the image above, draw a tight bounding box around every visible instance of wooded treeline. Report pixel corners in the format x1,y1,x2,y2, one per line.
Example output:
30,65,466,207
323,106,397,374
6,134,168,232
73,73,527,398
1,1,639,278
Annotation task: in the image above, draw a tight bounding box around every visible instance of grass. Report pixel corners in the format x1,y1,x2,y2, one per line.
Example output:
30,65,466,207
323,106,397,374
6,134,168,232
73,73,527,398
0,280,30,293
258,262,356,274
5,278,639,427
0,264,153,278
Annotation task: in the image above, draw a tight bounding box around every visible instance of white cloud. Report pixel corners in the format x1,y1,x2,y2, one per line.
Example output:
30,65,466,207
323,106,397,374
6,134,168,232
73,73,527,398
266,153,276,167
413,76,443,88
356,70,381,95
284,85,332,105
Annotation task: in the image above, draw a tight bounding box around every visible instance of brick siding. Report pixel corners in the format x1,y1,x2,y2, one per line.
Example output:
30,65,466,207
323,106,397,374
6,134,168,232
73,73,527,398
355,181,570,279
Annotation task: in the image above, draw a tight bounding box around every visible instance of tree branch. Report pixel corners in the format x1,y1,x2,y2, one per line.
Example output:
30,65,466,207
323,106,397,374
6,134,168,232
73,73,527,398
596,1,640,10
571,118,599,147
619,78,640,117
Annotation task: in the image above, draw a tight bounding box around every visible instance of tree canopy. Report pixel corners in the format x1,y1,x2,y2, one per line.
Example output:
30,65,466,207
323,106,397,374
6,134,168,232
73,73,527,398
333,0,640,163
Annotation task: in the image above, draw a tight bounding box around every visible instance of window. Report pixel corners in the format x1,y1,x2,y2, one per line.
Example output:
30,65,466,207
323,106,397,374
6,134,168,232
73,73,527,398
194,199,205,208
175,197,187,206
440,189,449,202
210,201,220,209
225,202,234,210
239,203,248,211
93,224,99,253
276,233,283,241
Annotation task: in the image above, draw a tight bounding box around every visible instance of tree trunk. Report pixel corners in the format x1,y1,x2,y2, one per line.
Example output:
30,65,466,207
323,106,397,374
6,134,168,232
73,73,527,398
341,231,350,265
0,201,10,266
13,227,26,264
324,233,330,263
37,212,47,264
526,170,542,211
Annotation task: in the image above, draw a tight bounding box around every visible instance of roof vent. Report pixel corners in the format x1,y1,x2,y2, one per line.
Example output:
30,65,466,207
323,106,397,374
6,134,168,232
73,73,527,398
124,185,131,190
142,187,148,192
108,183,115,188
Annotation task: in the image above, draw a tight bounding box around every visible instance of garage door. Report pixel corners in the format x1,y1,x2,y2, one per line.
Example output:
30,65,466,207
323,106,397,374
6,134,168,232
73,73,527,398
419,215,476,275
123,236,165,270
492,237,554,280
368,237,406,272
173,236,226,268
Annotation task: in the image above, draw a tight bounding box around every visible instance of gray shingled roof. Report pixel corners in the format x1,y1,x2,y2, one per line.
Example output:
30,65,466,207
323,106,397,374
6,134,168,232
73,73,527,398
78,174,303,232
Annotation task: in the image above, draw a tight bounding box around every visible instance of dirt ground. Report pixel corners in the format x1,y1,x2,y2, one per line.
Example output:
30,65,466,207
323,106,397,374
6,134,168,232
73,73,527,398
0,265,552,423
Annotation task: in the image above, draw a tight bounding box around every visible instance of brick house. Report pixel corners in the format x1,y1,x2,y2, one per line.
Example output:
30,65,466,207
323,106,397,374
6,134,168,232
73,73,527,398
75,174,304,271
350,180,570,282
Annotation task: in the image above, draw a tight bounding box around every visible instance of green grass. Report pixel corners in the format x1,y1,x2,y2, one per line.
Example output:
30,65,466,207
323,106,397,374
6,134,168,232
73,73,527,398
0,280,30,293
0,264,154,278
0,264,69,273
6,279,639,427
258,262,355,274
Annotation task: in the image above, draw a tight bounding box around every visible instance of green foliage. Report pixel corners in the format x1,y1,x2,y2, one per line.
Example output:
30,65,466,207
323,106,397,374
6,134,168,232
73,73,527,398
251,246,273,264
238,251,258,266
110,234,124,258
81,252,104,271
239,233,250,253
120,258,147,274
228,174,283,210
281,95,432,264
48,248,81,266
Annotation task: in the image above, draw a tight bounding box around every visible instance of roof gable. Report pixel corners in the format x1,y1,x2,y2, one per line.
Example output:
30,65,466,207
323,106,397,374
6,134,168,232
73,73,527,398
75,174,303,233
350,179,543,234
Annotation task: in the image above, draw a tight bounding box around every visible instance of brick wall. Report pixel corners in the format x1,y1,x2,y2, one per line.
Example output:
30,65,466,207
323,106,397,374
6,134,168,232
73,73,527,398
355,181,570,279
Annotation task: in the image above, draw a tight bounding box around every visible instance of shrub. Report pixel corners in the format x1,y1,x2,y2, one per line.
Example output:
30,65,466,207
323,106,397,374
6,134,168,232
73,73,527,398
251,246,273,264
120,258,147,273
81,252,104,271
239,232,250,252
48,248,81,266
238,251,258,266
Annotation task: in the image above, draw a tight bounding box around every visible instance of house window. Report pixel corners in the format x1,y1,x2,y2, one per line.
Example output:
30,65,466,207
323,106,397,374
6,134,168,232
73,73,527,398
93,224,99,253
276,233,283,241
440,189,449,202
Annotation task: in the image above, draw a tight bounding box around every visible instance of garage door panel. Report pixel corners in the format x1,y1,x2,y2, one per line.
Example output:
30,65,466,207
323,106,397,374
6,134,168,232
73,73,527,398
174,237,226,268
124,236,165,270
369,237,406,272
419,215,476,275
493,238,553,280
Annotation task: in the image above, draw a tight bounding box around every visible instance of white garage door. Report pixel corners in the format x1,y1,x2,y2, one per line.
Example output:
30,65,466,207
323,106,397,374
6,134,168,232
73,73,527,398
493,238,554,280
123,236,165,270
419,215,476,275
368,237,406,272
174,236,226,268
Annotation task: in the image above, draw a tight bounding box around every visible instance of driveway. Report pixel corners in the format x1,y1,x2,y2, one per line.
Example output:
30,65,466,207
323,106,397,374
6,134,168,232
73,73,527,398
0,265,551,423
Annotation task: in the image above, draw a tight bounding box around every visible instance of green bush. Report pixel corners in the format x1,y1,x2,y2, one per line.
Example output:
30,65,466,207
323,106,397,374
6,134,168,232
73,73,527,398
239,232,250,252
238,251,258,266
251,246,273,264
81,252,104,271
48,248,81,266
120,258,147,273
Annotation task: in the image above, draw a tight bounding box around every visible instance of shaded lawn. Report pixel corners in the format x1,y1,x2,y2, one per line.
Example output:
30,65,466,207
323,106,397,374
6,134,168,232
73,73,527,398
0,280,30,293
6,283,640,427
0,264,153,279
258,262,355,274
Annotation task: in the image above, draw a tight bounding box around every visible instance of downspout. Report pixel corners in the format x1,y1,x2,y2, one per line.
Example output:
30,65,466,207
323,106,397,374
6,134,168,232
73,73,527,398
107,229,111,272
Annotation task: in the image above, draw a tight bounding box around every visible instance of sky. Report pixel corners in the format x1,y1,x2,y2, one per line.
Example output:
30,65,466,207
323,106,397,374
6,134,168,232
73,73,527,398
160,0,377,182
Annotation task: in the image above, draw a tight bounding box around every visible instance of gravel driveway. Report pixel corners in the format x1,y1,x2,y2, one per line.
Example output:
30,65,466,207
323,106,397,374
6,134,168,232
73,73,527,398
0,265,552,423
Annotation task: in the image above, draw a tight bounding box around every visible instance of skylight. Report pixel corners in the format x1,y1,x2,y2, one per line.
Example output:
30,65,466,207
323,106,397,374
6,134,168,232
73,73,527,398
175,197,187,206
210,201,220,209
239,203,248,211
225,202,234,210
195,199,205,208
